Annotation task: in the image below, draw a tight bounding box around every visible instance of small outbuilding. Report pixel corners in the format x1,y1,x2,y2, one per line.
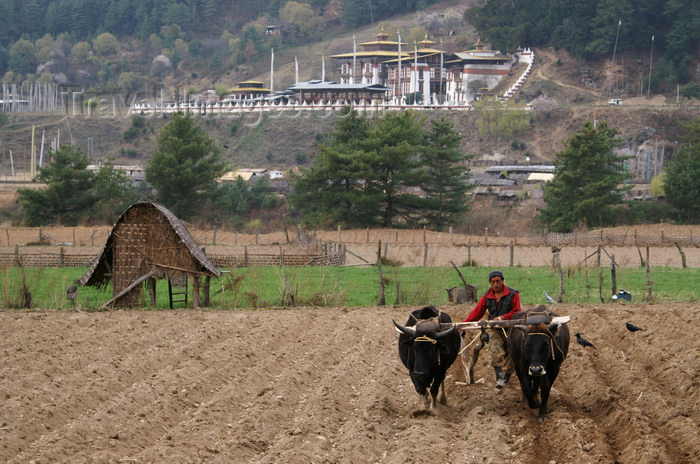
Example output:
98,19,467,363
78,202,221,308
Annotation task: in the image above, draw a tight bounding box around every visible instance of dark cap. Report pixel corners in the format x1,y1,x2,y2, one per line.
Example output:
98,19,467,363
488,270,504,281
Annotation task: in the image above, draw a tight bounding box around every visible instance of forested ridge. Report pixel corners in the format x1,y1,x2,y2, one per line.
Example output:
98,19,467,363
467,0,700,90
0,0,446,90
0,0,698,92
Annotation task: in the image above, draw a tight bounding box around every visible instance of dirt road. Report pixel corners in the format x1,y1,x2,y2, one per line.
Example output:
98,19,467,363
1,303,698,463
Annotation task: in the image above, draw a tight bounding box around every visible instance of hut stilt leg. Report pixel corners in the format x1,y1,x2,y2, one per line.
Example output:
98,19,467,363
148,277,157,306
191,275,201,309
203,276,211,307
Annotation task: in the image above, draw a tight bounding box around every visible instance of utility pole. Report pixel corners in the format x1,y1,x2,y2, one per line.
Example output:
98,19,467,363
647,35,654,100
612,20,621,64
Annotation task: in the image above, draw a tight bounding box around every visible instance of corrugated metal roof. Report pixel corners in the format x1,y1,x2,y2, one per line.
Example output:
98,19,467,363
528,173,555,182
485,165,556,174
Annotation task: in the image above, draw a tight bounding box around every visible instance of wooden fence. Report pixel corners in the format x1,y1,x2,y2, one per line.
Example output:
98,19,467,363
0,248,344,269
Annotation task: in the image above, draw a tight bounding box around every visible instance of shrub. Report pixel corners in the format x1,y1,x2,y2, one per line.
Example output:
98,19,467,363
123,126,139,141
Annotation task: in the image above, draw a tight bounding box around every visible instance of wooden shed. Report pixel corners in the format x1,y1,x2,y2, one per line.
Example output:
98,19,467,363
78,202,221,308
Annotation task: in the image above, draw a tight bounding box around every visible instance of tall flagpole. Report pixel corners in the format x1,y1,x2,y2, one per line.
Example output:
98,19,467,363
647,35,654,100
322,55,325,82
352,35,357,84
270,48,274,91
439,38,444,102
295,56,299,85
397,30,402,101
413,40,418,98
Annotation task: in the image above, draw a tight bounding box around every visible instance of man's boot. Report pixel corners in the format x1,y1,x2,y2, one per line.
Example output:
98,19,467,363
494,367,506,389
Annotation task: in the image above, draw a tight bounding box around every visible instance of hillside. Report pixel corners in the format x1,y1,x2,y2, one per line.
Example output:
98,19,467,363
2,0,699,173
4,48,696,173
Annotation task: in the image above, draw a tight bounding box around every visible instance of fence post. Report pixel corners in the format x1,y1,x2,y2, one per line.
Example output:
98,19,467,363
485,227,488,245
14,244,19,265
514,227,518,246
337,225,341,243
544,227,547,246
235,231,238,246
366,227,369,244
646,246,652,300
5,229,9,246
610,254,617,295
596,245,601,267
377,241,385,306
395,230,398,243
73,229,76,247
675,242,687,268
256,229,259,245
584,249,590,302
423,243,429,267
244,245,248,267
60,247,65,267
468,240,472,265
213,226,217,245
423,226,427,244
510,241,514,267
556,249,564,302
449,226,453,245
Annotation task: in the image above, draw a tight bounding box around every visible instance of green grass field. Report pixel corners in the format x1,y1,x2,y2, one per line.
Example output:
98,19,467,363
0,265,697,310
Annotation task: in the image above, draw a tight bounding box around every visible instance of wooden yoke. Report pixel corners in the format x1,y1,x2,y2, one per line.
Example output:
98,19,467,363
453,315,570,331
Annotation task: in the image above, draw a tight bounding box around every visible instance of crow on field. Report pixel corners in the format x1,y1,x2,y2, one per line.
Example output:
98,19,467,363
575,333,596,349
625,322,644,332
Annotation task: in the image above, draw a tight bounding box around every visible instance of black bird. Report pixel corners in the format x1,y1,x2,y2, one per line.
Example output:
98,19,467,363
626,322,644,332
575,333,596,349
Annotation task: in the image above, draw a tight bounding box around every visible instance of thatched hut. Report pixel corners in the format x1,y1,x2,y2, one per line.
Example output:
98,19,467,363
78,202,221,308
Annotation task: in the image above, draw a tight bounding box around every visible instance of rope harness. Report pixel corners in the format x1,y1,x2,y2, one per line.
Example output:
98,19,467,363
527,327,565,361
414,334,441,366
414,335,437,344
459,331,480,355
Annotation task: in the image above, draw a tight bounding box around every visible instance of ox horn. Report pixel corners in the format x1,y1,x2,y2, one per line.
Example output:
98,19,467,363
393,320,417,337
434,324,456,339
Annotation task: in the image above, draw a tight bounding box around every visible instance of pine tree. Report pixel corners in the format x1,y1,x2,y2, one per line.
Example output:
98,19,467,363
362,111,427,227
663,118,700,222
421,117,473,229
539,121,630,232
145,113,227,220
18,145,97,226
290,108,376,227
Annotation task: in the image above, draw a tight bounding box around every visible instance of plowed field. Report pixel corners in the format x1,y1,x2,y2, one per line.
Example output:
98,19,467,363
1,303,699,463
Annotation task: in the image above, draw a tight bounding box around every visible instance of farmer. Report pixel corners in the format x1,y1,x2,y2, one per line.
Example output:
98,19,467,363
460,270,521,388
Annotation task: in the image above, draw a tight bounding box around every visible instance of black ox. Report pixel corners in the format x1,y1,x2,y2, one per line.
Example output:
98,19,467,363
508,307,570,420
394,306,461,410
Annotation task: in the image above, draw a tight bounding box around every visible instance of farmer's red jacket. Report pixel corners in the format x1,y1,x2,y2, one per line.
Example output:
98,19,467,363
461,285,522,322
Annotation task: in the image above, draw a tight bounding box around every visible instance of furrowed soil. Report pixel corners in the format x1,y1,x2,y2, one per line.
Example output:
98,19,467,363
1,302,699,463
